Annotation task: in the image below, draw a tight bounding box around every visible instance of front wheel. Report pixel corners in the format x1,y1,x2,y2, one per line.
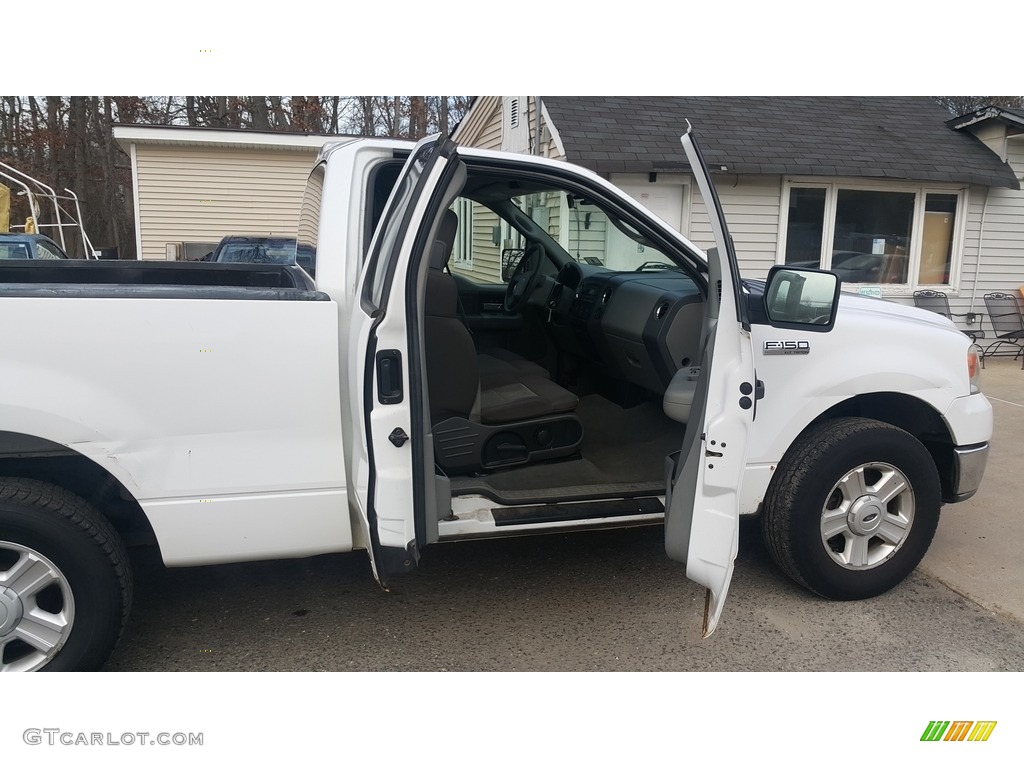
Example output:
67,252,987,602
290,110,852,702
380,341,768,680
761,418,941,600
0,478,132,671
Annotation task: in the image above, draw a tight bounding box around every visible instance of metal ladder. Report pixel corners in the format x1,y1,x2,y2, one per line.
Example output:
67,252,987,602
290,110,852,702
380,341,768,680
0,160,98,259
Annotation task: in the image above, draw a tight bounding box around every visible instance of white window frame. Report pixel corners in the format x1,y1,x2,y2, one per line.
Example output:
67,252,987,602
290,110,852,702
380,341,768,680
449,198,474,268
776,177,969,295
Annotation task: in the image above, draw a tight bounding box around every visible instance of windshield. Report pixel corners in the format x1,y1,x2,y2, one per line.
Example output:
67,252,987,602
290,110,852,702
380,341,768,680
531,190,676,272
445,167,699,287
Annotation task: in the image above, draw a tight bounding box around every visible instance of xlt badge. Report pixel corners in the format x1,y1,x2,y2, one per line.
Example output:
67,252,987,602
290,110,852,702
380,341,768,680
764,340,810,355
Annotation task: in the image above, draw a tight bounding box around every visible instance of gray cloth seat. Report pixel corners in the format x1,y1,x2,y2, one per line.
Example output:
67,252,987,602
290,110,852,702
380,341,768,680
477,351,549,387
479,373,579,424
425,211,577,426
429,210,550,383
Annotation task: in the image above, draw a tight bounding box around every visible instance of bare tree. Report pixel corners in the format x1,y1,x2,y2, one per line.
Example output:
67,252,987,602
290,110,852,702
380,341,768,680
934,96,1024,116
247,97,272,130
408,96,428,138
436,96,449,136
2,95,474,258
354,96,377,135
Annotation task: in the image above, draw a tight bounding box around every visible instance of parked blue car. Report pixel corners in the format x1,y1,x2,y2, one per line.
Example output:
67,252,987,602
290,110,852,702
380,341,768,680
0,233,70,260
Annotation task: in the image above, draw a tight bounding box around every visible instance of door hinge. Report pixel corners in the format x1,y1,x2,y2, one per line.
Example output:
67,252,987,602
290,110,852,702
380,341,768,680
738,378,765,418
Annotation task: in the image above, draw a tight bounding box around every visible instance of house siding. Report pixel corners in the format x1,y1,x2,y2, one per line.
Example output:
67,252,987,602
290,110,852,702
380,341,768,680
450,205,504,284
133,144,319,260
965,140,1024,314
453,96,505,153
947,185,987,315
452,96,501,147
970,123,1008,162
475,98,505,152
687,175,783,277
455,97,563,159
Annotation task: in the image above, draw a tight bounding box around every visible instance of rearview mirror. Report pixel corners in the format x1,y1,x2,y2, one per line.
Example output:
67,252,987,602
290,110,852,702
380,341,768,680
764,266,841,331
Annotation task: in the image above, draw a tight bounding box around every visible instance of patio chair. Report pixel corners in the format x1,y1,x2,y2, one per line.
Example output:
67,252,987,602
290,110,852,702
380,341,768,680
982,292,1024,369
913,290,986,365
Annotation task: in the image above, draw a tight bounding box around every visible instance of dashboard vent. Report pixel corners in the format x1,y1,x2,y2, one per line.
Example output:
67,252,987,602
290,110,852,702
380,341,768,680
655,302,669,320
602,288,613,304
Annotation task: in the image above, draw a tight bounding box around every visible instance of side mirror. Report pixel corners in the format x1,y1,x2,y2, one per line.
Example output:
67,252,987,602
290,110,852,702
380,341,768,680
764,266,841,332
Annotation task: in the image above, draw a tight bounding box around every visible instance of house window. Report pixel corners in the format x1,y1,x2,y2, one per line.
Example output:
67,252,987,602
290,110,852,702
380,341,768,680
832,189,915,284
450,198,474,268
779,181,966,291
783,187,827,267
919,193,957,284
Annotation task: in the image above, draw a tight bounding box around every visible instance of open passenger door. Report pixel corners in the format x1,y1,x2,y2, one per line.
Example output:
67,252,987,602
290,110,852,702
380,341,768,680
346,135,459,586
664,126,756,637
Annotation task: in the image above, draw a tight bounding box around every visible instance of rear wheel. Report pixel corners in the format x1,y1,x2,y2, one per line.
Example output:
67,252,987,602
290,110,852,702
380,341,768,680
761,418,941,600
0,478,132,671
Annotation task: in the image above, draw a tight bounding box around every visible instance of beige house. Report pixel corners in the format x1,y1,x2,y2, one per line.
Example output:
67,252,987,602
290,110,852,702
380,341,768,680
452,97,1023,326
113,126,342,261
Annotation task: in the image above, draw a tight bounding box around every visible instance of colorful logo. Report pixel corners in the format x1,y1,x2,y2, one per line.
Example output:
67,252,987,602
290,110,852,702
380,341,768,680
921,721,997,742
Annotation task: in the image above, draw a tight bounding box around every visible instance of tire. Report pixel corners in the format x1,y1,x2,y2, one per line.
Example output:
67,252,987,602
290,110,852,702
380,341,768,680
761,418,941,600
0,478,132,671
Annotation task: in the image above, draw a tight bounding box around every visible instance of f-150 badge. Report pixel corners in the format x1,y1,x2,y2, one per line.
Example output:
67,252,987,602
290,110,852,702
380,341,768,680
764,340,810,355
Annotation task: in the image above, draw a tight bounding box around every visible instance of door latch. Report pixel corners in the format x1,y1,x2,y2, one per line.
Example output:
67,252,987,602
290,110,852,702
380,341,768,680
376,349,403,404
388,428,409,448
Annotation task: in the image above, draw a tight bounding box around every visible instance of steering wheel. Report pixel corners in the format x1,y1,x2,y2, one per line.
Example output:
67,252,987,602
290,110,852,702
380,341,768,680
504,243,544,313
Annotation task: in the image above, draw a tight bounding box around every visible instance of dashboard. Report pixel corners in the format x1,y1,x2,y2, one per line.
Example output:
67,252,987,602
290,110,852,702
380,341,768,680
545,263,706,395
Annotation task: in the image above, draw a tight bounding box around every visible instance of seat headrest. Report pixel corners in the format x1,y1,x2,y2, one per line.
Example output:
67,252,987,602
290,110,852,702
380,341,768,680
430,209,460,270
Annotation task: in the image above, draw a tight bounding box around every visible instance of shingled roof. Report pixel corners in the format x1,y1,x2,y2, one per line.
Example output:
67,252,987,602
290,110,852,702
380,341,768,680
541,97,1020,189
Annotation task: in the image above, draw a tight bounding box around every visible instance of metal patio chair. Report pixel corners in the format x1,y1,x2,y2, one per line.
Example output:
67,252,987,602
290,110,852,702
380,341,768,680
982,292,1024,369
913,290,986,366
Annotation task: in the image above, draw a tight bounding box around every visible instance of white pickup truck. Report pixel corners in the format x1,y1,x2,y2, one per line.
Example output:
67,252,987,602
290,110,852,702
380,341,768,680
0,130,991,671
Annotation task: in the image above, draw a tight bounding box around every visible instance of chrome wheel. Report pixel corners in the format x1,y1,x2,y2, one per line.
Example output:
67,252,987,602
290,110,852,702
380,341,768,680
819,462,915,570
0,541,76,672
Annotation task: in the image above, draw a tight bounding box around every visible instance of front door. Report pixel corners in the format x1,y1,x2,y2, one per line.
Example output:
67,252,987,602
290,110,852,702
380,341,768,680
352,129,754,637
664,127,756,637
347,135,458,585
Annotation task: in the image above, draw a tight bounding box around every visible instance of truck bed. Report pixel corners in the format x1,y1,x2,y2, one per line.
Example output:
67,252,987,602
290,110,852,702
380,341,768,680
0,261,325,300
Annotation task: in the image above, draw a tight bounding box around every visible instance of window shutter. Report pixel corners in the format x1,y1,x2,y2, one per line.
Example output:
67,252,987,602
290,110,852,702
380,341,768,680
501,96,530,153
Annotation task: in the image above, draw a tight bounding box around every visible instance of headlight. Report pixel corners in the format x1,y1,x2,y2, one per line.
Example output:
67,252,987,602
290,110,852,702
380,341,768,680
968,349,982,394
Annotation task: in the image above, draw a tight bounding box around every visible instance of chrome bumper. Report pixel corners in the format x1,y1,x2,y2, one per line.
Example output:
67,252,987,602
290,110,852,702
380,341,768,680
950,443,989,502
